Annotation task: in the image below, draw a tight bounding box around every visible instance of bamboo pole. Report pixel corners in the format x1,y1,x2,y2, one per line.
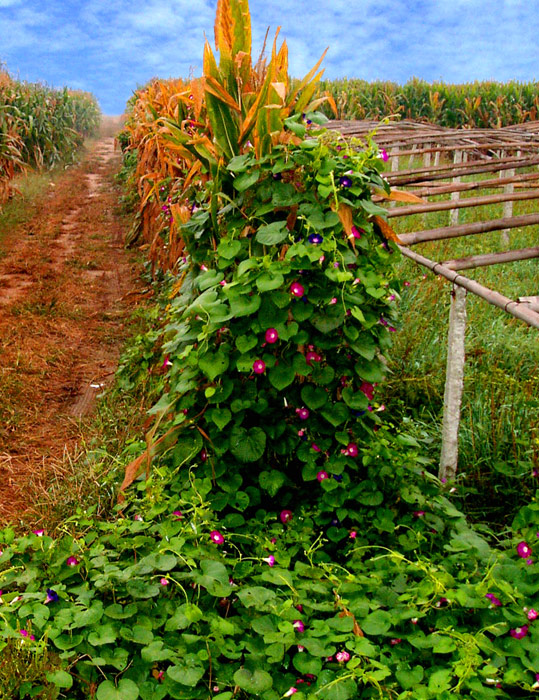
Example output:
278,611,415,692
401,171,539,197
398,212,539,246
439,285,467,481
386,189,539,218
442,247,539,271
397,246,539,329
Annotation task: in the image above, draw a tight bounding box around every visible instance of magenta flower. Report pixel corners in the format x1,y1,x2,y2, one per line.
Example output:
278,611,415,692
510,625,528,639
263,555,275,567
160,578,169,586
346,442,358,457
359,382,375,400
172,510,183,520
280,510,293,524
19,629,28,637
297,645,305,652
290,282,305,297
265,328,279,344
293,620,305,632
284,689,298,697
379,148,389,162
306,351,322,365
210,530,224,545
485,593,502,607
349,530,357,539
517,541,532,558
162,355,172,369
32,529,44,537
350,225,363,239
317,471,329,482
311,443,321,452
413,511,426,518
133,514,143,521
335,650,351,662
296,604,303,612
66,556,79,566
527,558,534,565
253,359,266,374
528,608,538,620
296,407,309,420
390,638,402,646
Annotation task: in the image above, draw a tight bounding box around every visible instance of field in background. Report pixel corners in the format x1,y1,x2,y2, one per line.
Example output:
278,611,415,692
0,67,100,205
320,77,539,128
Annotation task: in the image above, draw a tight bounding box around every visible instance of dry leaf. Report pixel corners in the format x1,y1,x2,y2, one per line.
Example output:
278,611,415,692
374,188,425,204
372,215,403,244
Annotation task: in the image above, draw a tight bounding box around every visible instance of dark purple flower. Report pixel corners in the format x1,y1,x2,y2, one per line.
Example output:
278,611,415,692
339,176,352,188
45,589,58,604
485,593,502,607
308,233,323,245
296,407,309,420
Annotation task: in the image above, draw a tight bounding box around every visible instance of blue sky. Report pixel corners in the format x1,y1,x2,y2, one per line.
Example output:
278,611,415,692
1,0,538,115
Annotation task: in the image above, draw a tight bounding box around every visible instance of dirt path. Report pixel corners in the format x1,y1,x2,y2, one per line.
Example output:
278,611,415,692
0,118,141,521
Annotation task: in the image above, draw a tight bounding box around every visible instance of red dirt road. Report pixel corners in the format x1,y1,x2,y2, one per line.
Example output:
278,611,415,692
0,118,141,522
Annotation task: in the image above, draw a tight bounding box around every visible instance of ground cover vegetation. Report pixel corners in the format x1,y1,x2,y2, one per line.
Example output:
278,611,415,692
319,77,539,128
0,66,101,205
2,2,539,699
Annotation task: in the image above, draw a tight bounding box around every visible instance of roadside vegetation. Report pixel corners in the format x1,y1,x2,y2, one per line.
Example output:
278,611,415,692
1,2,539,699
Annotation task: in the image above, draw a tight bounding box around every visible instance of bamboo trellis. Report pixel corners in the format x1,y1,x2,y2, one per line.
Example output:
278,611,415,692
329,119,539,480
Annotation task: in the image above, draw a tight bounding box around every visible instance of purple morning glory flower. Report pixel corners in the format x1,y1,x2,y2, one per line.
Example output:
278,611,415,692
253,360,266,374
485,593,501,607
290,282,305,298
510,625,528,639
45,589,58,604
339,176,352,188
308,233,323,245
280,510,293,524
296,407,309,420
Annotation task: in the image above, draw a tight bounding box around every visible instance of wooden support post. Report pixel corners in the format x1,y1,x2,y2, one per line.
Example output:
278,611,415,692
408,143,418,167
450,150,463,226
434,149,440,167
424,144,431,168
501,149,518,244
439,284,467,482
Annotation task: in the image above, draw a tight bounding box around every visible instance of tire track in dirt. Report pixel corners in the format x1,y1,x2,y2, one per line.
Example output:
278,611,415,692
0,119,142,521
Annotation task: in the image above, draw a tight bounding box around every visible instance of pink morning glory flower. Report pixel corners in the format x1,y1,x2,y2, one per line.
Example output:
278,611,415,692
349,531,357,539
510,625,528,639
66,556,79,566
160,578,169,586
253,359,266,374
317,471,329,482
284,689,298,697
311,443,321,452
305,351,322,365
280,510,293,524
290,282,305,297
379,148,389,162
346,443,358,457
172,510,183,520
265,328,279,343
293,620,305,632
210,530,224,545
359,382,375,400
33,529,44,536
19,629,28,637
263,555,275,567
528,608,538,620
390,638,402,646
133,514,143,521
485,593,502,607
413,511,426,518
296,407,309,420
335,651,351,662
297,645,305,652
517,541,532,558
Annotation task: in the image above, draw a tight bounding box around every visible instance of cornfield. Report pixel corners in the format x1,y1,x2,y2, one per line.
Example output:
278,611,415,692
0,67,101,204
319,77,539,128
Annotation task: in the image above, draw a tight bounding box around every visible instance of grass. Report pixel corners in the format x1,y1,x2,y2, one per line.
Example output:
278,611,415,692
381,155,539,524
